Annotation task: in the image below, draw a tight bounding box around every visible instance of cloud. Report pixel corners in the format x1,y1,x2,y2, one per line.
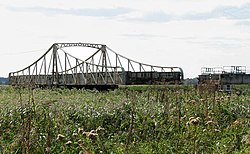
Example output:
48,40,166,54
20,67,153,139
180,36,248,49
7,6,132,17
126,2,250,23
220,3,250,19
39,35,66,39
5,2,250,23
122,33,168,38
184,3,250,20
124,11,173,23
236,20,250,26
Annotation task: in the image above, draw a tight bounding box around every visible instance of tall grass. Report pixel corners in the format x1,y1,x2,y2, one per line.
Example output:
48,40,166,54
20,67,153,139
0,85,249,153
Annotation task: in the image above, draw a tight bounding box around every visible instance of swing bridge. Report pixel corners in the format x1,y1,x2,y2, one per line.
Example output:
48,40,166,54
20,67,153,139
9,43,184,90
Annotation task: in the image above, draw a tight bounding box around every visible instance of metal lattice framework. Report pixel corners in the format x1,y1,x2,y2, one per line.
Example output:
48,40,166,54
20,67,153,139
9,43,184,87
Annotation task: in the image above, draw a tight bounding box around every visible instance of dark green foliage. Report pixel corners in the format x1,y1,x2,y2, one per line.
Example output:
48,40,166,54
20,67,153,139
0,85,249,153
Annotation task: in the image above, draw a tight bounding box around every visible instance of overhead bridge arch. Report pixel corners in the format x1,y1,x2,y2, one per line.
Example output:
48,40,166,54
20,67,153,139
9,43,184,89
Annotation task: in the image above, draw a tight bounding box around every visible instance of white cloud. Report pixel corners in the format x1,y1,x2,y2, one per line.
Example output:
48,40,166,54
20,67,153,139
4,1,250,22
183,3,250,21
7,6,132,17
236,20,250,26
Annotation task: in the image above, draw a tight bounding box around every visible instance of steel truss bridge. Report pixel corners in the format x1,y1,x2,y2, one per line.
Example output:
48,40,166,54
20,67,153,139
9,43,184,89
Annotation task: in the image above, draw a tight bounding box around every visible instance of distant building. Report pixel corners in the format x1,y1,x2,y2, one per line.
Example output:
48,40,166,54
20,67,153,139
198,66,250,92
199,66,250,84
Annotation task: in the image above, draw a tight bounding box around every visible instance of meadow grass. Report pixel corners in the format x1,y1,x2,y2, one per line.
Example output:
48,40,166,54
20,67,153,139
0,85,249,153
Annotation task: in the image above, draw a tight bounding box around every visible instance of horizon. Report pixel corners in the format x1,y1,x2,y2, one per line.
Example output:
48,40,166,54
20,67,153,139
1,0,250,78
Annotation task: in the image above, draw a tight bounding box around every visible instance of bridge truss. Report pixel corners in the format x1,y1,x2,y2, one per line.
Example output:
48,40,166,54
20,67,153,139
9,43,184,88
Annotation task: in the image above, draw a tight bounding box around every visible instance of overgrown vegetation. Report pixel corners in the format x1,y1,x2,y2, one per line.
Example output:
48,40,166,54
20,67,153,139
0,85,249,153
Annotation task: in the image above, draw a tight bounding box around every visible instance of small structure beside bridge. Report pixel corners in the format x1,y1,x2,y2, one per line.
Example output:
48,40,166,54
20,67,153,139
198,66,250,92
9,43,183,90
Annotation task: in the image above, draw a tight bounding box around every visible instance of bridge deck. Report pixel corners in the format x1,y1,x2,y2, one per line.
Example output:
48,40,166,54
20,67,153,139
9,71,182,89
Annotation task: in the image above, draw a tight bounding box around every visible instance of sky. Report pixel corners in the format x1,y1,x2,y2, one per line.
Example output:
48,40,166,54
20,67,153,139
0,0,250,78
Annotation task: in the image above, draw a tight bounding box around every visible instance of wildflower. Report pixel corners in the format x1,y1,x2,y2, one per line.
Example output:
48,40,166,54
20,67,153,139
233,119,241,126
88,132,98,141
190,119,199,125
57,134,65,141
82,131,89,137
189,117,200,125
241,134,250,145
72,132,78,137
78,128,84,134
214,129,221,133
236,90,242,96
206,120,213,125
96,126,105,134
181,115,187,121
45,147,51,153
78,139,83,144
90,129,97,134
65,141,72,146
189,117,195,121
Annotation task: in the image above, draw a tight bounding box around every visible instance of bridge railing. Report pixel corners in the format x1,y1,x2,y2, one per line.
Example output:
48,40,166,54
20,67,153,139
106,46,184,80
9,43,125,87
9,43,184,87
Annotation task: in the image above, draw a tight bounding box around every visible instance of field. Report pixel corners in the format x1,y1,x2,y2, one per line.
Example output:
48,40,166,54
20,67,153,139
0,85,249,153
